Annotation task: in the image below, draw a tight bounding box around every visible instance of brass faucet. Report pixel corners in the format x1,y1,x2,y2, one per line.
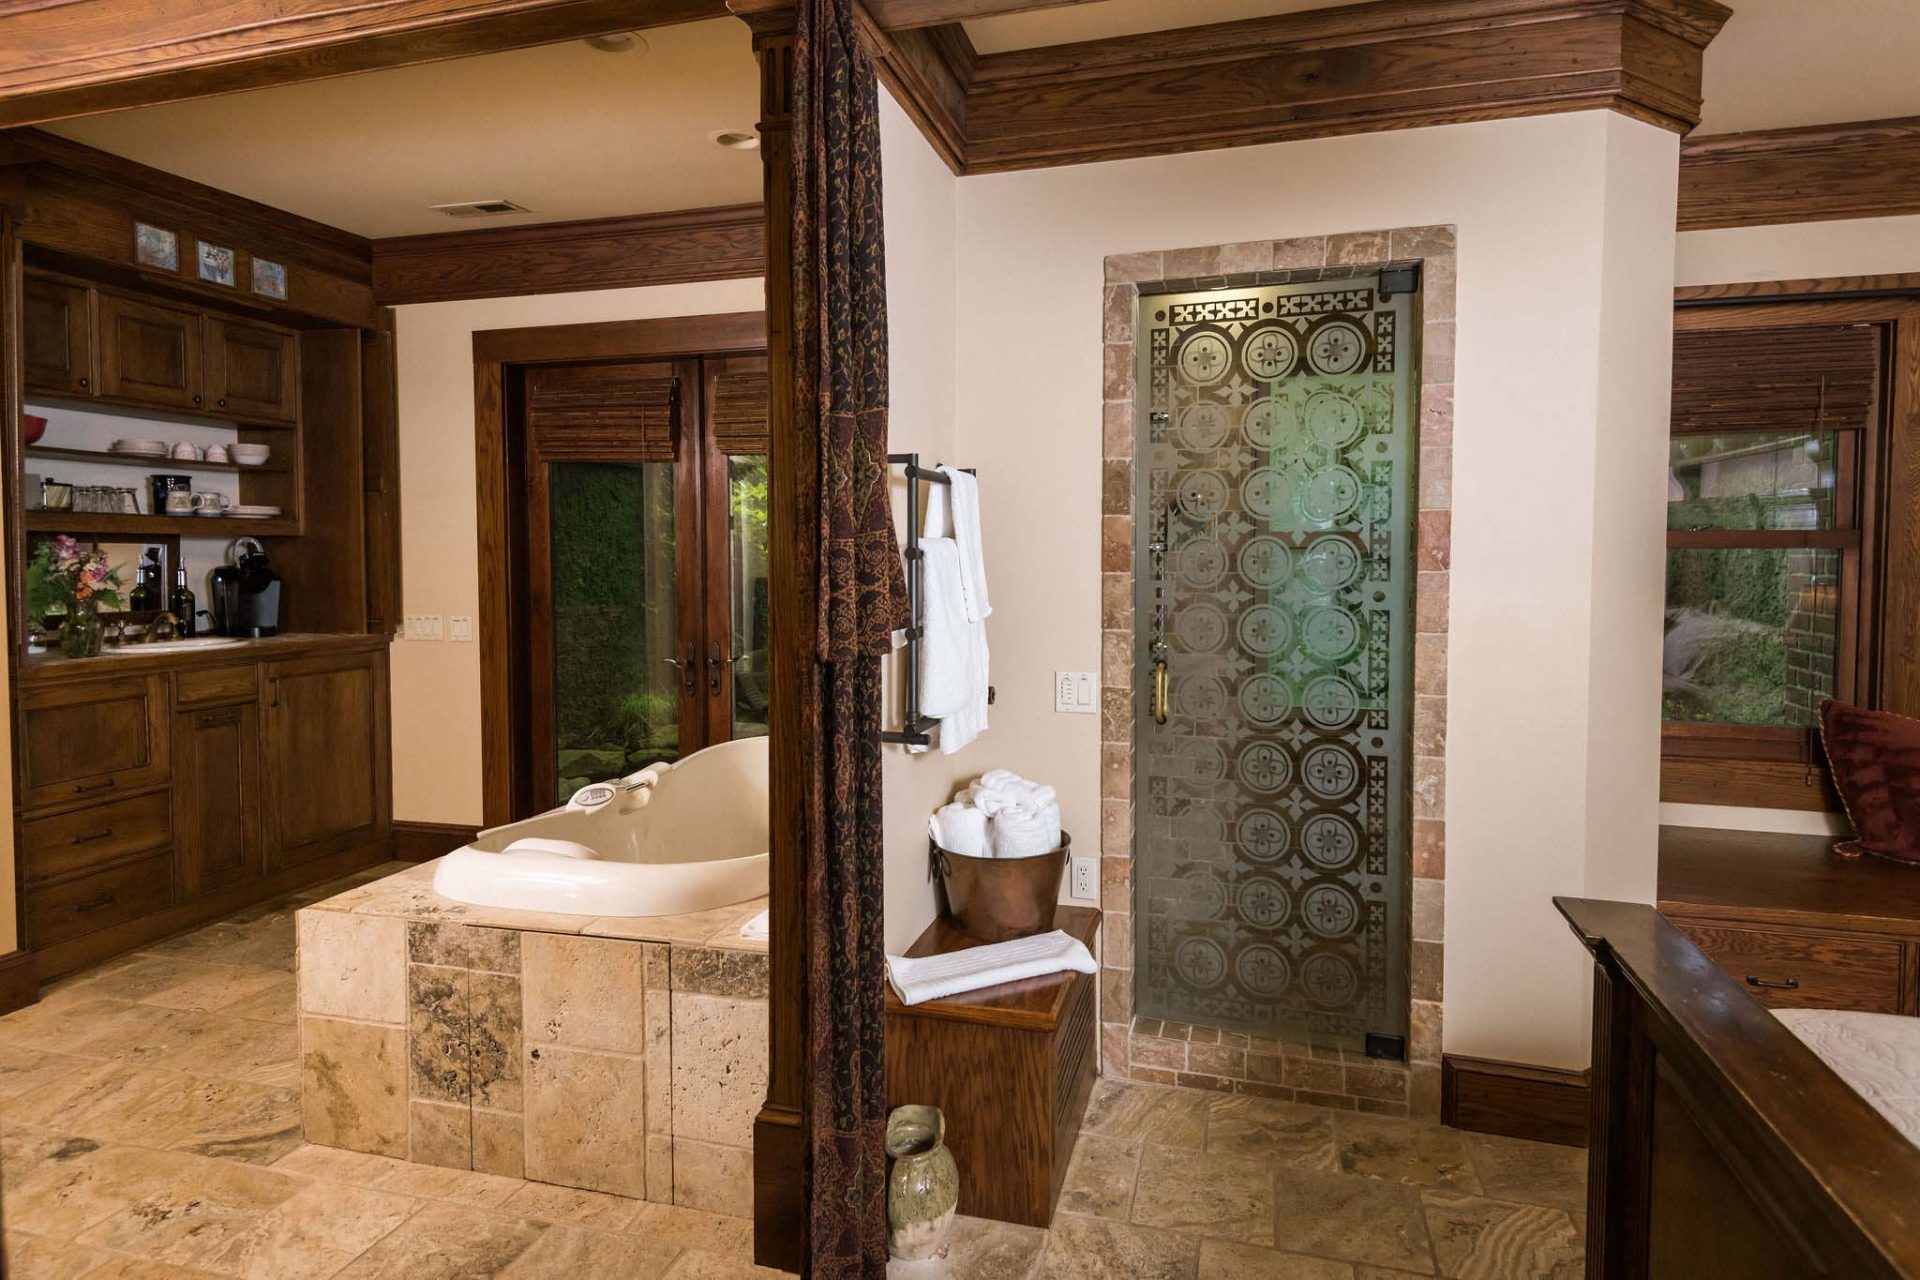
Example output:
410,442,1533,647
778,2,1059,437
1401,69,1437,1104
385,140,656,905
146,612,181,643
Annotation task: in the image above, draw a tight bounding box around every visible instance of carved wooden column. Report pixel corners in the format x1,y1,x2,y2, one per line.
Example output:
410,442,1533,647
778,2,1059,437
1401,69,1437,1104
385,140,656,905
732,2,809,1272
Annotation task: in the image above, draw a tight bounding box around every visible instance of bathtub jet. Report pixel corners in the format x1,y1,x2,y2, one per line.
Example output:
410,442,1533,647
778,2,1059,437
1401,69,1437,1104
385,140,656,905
432,736,770,917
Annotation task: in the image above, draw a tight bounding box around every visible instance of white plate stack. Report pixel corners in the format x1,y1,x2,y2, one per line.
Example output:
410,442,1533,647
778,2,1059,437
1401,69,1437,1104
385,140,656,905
228,504,282,520
109,438,168,457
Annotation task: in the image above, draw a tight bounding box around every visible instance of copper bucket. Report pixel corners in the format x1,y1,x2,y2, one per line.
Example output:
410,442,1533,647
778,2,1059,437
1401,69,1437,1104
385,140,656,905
932,832,1070,943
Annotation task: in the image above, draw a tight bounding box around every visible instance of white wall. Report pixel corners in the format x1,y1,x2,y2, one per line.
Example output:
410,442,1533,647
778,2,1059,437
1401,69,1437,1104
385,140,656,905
938,111,1679,1069
878,88,998,953
391,278,762,826
1660,212,1920,836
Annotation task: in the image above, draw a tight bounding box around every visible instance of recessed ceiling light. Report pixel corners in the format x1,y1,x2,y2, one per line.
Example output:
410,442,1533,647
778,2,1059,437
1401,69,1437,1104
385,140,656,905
585,31,648,53
430,199,529,218
711,130,761,151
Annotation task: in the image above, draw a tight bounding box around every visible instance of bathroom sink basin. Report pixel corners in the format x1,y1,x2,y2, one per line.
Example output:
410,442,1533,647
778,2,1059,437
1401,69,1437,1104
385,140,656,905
105,637,248,655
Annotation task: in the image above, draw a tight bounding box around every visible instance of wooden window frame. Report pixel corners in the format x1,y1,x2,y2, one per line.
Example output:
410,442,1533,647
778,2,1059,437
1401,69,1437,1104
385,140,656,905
1663,293,1920,811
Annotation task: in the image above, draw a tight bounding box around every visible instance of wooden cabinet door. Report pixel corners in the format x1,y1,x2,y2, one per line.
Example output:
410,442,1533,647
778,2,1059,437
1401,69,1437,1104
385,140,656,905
97,291,204,411
174,701,262,898
260,651,389,871
22,274,95,396
205,318,299,423
17,675,170,811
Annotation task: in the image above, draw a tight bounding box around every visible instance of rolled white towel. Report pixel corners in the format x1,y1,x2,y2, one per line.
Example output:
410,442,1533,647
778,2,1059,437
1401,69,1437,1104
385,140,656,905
991,804,1057,858
929,803,989,857
961,781,1019,817
887,929,1095,1006
1039,802,1062,851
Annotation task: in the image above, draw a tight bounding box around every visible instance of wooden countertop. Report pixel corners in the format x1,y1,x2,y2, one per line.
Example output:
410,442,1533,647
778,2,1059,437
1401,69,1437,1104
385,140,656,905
21,631,389,683
1658,824,1920,938
885,906,1101,1030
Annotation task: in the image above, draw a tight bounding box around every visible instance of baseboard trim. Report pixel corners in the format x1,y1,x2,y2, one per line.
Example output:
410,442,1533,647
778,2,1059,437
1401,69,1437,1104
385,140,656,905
1442,1054,1589,1148
391,821,481,862
0,949,39,1015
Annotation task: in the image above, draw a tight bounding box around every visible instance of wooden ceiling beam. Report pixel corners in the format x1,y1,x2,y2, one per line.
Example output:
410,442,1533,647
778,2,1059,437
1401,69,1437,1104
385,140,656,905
860,0,1099,31
0,0,730,128
1678,116,1920,232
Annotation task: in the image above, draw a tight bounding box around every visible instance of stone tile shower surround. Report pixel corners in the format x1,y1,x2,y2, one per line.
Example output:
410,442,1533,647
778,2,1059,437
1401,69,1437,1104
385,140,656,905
296,861,767,1217
1100,228,1455,1118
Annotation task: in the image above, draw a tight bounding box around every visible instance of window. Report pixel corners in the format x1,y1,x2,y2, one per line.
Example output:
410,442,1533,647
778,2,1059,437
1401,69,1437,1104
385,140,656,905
1662,299,1920,810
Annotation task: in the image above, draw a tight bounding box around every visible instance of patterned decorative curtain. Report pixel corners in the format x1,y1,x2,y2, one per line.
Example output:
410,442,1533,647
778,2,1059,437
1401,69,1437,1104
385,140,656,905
791,0,910,1274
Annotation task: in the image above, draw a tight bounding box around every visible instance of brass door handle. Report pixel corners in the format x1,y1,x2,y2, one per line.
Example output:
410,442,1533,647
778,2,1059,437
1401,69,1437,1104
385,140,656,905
663,645,697,695
1152,657,1170,725
706,643,724,695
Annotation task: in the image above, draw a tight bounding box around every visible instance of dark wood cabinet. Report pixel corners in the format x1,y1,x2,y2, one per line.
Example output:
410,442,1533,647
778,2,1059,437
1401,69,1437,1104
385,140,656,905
260,650,389,872
15,675,170,812
22,274,93,396
205,317,299,423
174,702,262,899
97,290,204,411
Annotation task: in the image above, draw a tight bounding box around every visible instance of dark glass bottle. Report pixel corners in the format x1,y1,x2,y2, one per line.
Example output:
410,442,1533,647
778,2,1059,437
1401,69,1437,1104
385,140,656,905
171,564,196,638
129,550,161,613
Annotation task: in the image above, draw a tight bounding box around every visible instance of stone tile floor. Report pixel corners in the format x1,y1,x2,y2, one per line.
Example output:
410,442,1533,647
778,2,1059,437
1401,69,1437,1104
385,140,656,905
0,863,1586,1278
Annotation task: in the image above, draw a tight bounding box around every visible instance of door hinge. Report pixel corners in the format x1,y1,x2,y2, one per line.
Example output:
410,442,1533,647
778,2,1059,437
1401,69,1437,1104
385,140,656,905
1377,265,1421,299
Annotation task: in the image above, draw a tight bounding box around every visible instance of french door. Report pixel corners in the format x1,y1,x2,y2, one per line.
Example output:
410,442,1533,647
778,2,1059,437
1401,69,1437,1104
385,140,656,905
519,353,768,810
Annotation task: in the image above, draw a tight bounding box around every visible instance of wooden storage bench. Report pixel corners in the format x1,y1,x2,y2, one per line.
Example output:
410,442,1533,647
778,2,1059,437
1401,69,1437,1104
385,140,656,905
884,906,1100,1228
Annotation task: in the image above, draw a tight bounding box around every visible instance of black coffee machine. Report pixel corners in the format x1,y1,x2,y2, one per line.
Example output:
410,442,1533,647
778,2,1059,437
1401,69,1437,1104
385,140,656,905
211,537,282,637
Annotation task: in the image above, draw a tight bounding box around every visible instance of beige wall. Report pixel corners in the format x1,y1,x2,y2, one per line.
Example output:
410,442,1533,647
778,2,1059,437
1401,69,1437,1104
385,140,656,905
878,89,983,953
390,278,763,828
935,111,1679,1069
1661,211,1920,837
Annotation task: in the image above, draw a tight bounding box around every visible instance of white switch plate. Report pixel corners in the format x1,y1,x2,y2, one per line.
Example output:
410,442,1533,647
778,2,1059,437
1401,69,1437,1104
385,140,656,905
404,614,442,640
1070,854,1098,901
449,616,474,642
1054,670,1098,714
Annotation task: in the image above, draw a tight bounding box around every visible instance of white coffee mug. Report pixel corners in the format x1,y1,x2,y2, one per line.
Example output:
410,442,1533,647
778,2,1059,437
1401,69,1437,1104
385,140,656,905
164,488,195,515
192,492,230,513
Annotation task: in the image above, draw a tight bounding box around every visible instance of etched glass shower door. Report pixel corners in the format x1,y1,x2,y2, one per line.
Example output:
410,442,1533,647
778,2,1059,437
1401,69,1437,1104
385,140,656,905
1134,277,1416,1051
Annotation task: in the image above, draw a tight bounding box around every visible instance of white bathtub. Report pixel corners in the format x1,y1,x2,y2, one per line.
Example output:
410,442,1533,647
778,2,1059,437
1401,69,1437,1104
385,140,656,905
431,737,769,917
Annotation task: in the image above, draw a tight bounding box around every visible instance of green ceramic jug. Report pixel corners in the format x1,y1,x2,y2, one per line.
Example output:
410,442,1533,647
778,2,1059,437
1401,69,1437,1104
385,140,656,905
886,1103,958,1260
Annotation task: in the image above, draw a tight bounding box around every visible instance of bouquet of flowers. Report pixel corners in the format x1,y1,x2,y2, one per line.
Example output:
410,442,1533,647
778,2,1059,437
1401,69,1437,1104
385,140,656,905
31,535,124,612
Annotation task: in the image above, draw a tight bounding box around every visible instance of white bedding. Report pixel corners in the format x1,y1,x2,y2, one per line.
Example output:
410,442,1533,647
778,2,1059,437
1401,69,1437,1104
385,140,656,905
1775,1007,1920,1143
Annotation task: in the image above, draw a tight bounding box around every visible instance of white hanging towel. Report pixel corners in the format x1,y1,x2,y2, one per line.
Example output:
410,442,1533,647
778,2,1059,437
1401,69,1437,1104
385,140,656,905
938,466,990,623
886,929,1097,1006
916,538,989,753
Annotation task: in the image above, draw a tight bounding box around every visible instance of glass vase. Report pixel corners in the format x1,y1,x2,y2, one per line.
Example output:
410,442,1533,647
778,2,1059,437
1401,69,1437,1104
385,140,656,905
60,598,104,659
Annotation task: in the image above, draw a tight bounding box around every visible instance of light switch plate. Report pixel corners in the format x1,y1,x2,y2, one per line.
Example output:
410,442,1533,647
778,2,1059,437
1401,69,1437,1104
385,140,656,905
1070,854,1098,901
404,614,442,640
1055,671,1098,714
449,616,474,642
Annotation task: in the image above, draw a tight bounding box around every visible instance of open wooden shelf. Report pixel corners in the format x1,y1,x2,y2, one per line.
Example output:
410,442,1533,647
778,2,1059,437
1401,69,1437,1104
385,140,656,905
26,445,290,474
24,511,295,538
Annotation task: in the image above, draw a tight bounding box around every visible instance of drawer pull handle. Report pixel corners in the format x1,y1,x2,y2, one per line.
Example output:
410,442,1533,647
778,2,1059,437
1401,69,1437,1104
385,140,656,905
70,829,114,845
72,779,116,794
1746,974,1800,991
73,893,117,913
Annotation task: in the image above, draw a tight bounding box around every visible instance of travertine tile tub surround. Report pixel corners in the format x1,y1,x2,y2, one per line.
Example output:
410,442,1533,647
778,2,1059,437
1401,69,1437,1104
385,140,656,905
297,860,768,1218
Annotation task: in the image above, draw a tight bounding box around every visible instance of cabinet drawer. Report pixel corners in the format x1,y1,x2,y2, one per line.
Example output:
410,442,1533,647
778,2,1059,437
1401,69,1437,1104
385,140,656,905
20,791,171,885
174,664,259,709
26,852,174,951
1675,920,1907,1014
17,675,170,811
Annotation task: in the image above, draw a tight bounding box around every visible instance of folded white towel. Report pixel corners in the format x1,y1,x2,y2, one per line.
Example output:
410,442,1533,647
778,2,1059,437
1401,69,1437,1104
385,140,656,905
929,803,989,857
739,909,770,943
990,804,1059,858
887,929,1096,1006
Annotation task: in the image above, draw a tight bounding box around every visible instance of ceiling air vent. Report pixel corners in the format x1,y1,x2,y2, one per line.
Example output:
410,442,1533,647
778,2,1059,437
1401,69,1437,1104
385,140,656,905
430,199,529,219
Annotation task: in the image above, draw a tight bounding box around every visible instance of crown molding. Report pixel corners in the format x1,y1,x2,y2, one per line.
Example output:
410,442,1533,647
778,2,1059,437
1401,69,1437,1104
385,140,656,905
869,0,1730,176
1678,116,1920,232
371,204,765,305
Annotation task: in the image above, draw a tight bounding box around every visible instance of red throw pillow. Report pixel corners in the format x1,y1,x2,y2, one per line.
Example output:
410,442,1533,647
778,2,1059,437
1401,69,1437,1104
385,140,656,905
1818,700,1920,866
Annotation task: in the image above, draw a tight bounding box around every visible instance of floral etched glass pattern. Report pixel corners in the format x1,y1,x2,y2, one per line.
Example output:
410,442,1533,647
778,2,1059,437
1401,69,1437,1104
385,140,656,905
549,460,680,797
1134,279,1416,1050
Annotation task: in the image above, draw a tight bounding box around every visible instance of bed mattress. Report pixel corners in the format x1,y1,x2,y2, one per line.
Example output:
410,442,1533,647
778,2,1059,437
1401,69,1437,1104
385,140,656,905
1776,1007,1920,1144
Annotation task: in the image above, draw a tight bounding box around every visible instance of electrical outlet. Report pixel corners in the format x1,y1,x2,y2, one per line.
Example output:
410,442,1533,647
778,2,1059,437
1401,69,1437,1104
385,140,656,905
1055,671,1099,714
404,614,442,640
1070,854,1098,901
449,615,474,642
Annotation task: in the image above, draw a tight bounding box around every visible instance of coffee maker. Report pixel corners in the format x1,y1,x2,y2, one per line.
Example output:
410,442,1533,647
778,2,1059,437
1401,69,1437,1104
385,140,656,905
210,537,282,637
